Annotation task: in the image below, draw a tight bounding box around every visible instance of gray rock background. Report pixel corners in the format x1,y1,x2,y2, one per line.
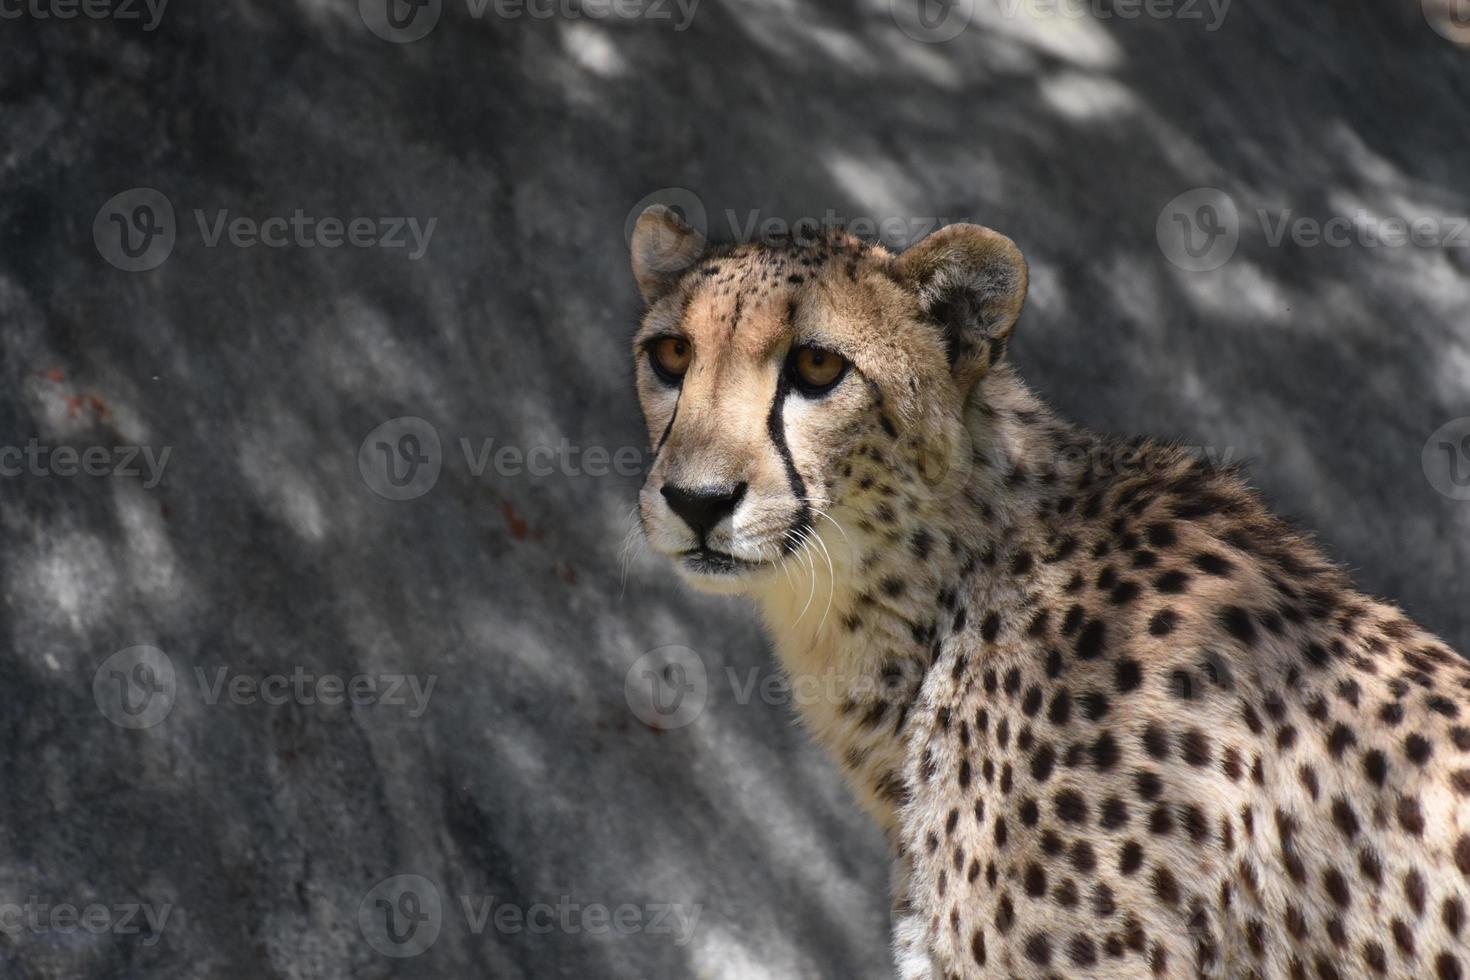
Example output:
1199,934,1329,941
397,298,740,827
1,1,1467,976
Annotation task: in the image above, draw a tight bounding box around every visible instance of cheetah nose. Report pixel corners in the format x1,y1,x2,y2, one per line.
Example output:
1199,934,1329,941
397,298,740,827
661,482,747,542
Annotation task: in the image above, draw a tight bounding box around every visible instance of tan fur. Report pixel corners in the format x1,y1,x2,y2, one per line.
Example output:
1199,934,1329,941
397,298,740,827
630,209,1470,979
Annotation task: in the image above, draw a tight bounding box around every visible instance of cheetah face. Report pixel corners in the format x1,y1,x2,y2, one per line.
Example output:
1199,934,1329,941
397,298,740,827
628,205,1027,593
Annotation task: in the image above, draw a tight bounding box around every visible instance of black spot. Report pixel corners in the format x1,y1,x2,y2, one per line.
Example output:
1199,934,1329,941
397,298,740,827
1358,752,1381,787
1154,570,1190,593
1148,609,1178,636
1031,743,1056,783
1135,770,1163,800
1061,605,1084,635
1100,796,1129,829
1115,658,1143,693
1142,725,1170,760
1027,609,1050,637
1146,523,1177,547
1152,867,1181,906
1076,620,1106,660
1024,933,1051,965
1038,683,1069,723
996,894,1014,933
1071,840,1097,874
1219,605,1256,645
1327,723,1357,758
1092,732,1121,770
1194,552,1234,576
1024,862,1047,896
1056,789,1089,824
1079,691,1110,721
1110,581,1142,605
1119,840,1144,874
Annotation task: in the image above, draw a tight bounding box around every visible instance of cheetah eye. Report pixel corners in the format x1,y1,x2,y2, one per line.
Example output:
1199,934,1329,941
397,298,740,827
790,345,848,396
648,336,692,384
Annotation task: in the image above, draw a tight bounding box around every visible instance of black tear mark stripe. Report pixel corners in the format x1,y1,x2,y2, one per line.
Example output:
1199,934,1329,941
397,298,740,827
767,372,812,555
655,395,679,454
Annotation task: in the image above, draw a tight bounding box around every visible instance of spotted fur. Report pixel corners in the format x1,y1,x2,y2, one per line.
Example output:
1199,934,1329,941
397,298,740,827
630,206,1470,978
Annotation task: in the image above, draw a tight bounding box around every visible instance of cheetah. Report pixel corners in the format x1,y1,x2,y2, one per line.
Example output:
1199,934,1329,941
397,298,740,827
628,203,1470,979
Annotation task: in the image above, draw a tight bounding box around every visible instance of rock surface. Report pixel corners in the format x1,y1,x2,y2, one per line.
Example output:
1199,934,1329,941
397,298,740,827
1,1,1467,976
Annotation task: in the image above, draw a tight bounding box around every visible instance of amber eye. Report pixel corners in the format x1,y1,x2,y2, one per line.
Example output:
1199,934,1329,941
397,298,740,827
791,346,848,395
650,337,692,383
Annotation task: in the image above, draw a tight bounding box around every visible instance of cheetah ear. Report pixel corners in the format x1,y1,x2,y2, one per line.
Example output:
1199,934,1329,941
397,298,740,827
630,204,707,305
896,223,1028,391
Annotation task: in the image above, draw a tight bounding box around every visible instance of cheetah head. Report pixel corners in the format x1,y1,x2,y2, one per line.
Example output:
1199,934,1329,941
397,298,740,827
629,205,1027,594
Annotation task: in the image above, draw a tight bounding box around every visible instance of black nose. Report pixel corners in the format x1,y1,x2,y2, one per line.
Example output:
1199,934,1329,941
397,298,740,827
661,482,747,541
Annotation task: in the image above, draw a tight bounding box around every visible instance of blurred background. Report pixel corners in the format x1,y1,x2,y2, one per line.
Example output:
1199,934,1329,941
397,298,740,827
1,0,1468,976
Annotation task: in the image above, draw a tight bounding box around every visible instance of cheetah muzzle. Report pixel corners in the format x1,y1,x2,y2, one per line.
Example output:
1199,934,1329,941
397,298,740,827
628,204,1470,979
